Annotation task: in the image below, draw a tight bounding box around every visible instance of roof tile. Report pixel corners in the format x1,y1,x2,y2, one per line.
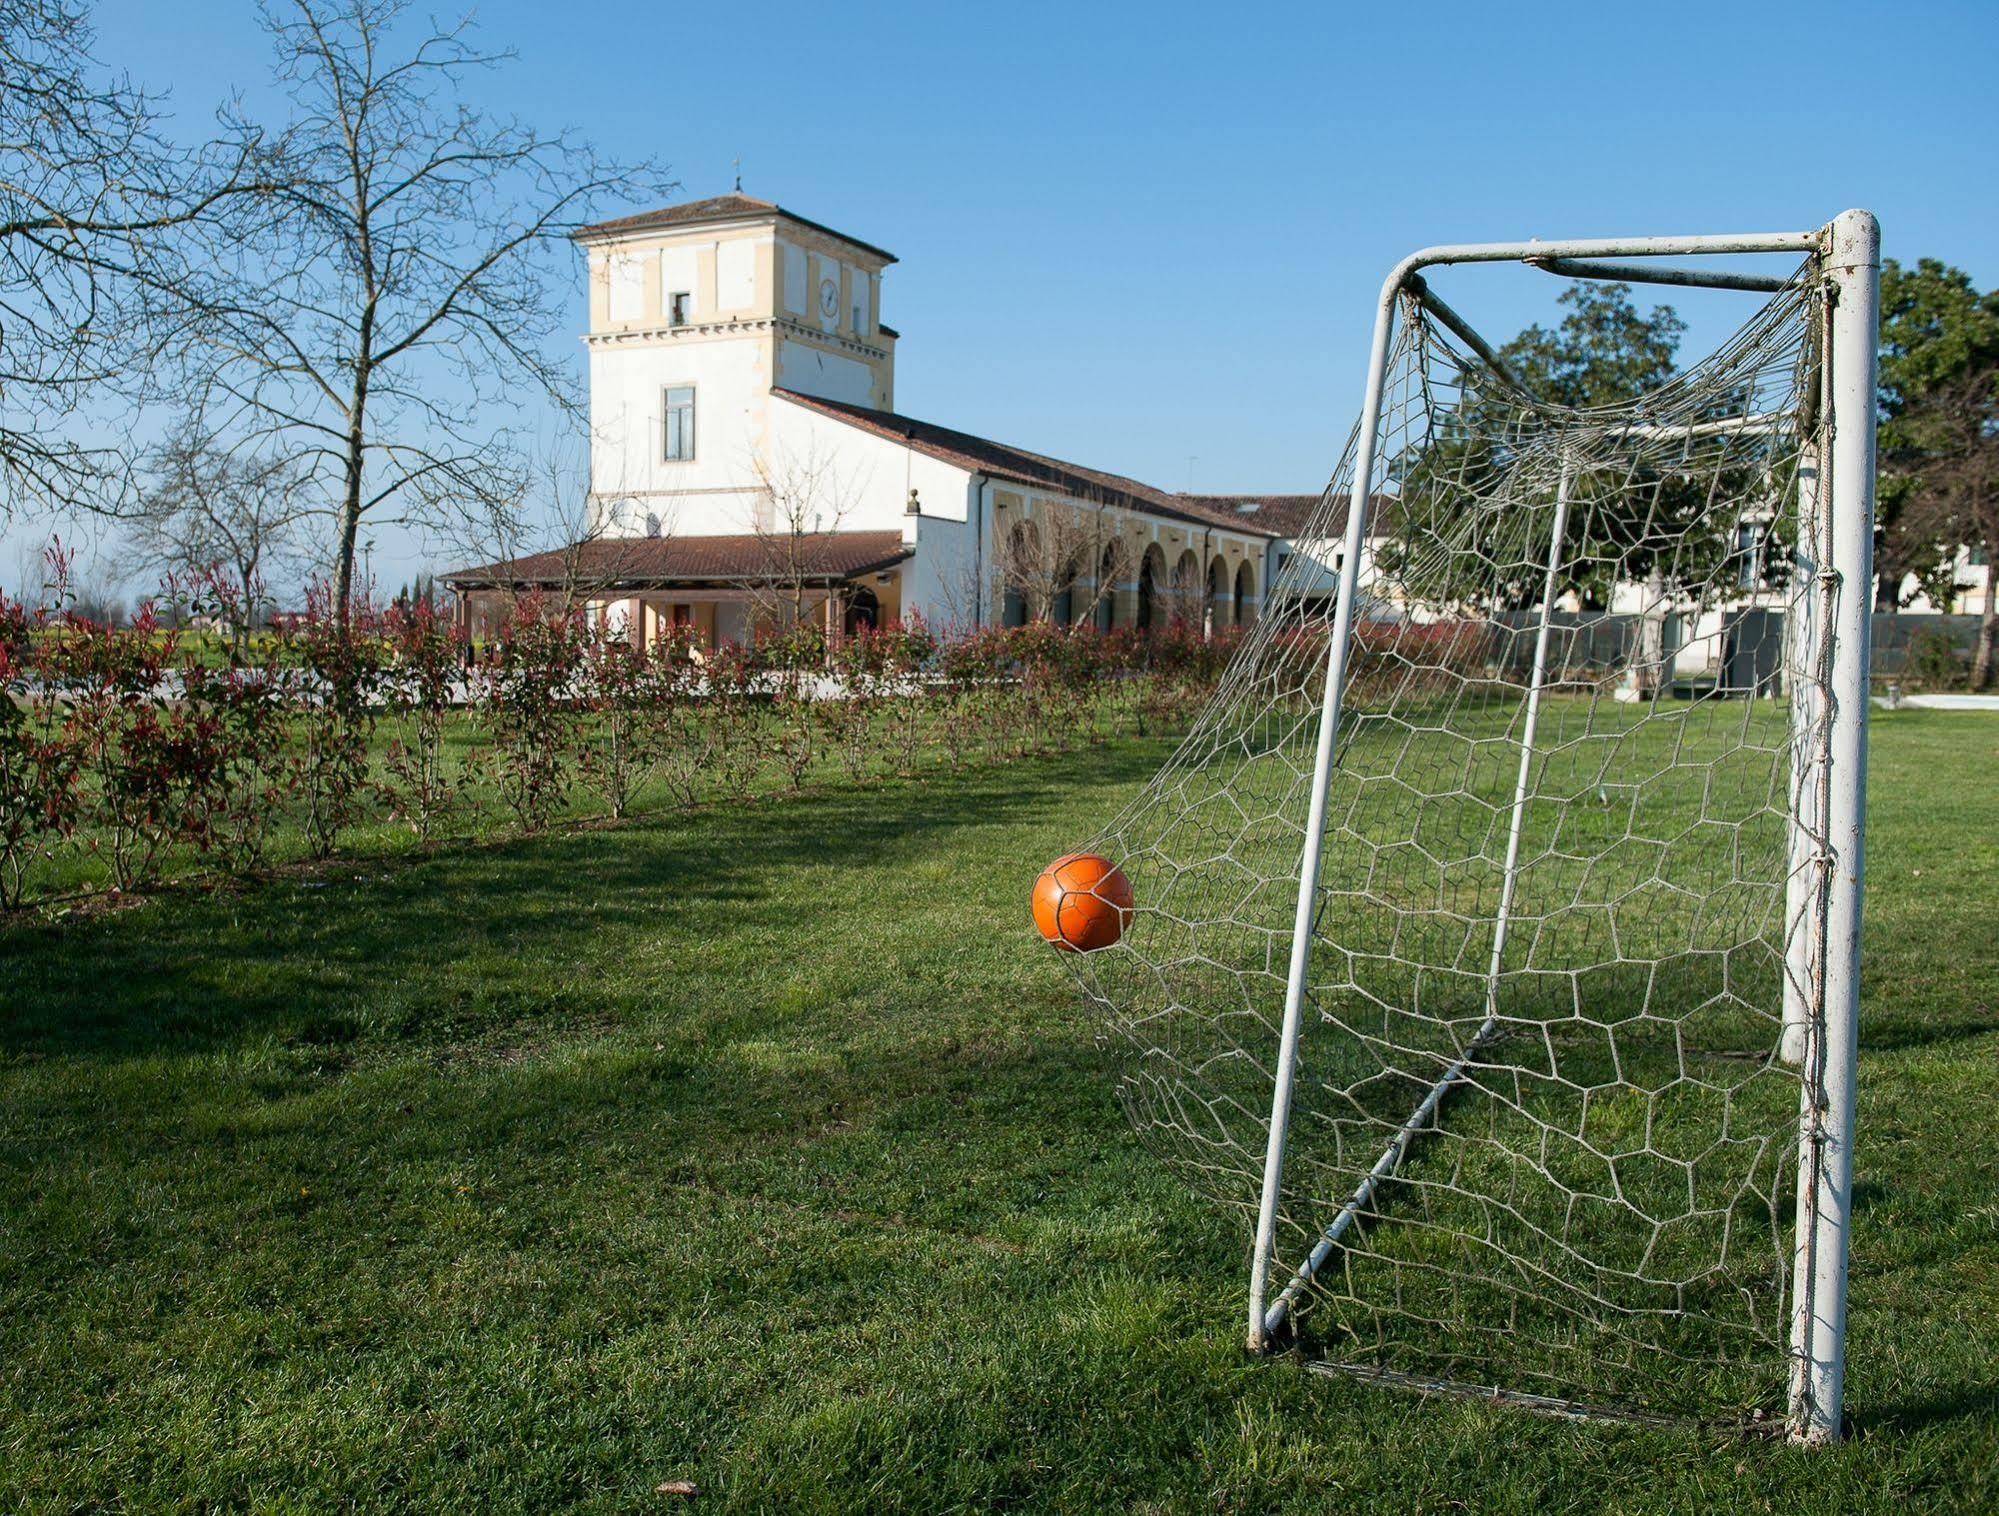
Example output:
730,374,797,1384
445,530,910,588
575,194,897,263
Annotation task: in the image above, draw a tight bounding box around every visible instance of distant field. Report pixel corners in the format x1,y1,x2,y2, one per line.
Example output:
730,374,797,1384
1,710,1994,1512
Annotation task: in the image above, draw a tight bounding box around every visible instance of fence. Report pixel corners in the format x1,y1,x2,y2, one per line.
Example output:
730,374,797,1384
1476,610,1984,689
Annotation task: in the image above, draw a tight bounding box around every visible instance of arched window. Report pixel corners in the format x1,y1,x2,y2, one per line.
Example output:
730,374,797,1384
1173,549,1200,630
1095,544,1118,631
1234,558,1257,627
1207,555,1229,633
1138,545,1166,632
1002,526,1028,628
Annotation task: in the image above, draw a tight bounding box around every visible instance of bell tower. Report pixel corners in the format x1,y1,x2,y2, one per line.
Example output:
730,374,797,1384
574,194,898,535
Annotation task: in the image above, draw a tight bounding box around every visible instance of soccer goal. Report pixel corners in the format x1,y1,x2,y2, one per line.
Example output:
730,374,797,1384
1062,211,1878,1441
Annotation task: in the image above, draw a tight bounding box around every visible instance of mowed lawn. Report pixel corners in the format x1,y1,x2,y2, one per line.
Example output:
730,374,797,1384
1,711,1995,1512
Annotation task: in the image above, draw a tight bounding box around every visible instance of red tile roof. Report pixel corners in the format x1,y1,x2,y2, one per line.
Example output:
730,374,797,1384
444,531,911,589
1176,493,1336,538
574,194,898,264
775,391,1320,539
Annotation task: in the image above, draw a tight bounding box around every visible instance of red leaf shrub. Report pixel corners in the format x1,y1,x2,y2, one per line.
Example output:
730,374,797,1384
476,592,585,832
380,596,468,840
0,587,81,906
281,587,385,859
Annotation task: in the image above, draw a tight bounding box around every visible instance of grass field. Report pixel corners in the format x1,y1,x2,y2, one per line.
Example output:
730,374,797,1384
2,709,1995,1511
1090,691,1817,1416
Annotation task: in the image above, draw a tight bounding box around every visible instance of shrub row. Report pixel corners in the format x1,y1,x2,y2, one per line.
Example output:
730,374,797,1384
0,583,1243,910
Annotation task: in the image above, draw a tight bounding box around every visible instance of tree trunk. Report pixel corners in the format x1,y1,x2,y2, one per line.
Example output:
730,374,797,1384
1976,559,1998,690
332,488,362,628
331,358,370,632
1873,562,1901,612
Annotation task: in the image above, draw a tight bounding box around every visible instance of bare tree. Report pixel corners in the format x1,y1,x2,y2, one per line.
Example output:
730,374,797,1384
186,0,667,630
1888,365,1999,687
520,445,666,625
989,503,1131,630
8,529,55,606
433,435,667,643
0,0,273,513
746,439,861,635
119,418,312,633
1162,548,1208,630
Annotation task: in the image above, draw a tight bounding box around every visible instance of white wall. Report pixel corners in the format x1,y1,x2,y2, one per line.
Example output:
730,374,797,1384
766,394,968,530
1271,534,1393,616
717,239,757,311
659,244,701,314
588,337,772,536
764,393,984,625
607,252,646,322
781,242,807,316
902,510,980,630
776,339,875,405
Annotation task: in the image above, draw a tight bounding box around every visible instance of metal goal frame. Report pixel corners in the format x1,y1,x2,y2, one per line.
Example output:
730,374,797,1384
1244,210,1879,1446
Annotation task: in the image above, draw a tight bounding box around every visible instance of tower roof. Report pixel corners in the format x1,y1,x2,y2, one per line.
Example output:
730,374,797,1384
574,193,897,264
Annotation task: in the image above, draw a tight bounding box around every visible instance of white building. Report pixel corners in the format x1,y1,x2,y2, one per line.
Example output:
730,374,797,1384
446,194,1315,643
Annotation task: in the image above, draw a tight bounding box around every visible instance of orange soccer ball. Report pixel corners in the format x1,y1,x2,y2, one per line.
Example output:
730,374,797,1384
1032,852,1135,953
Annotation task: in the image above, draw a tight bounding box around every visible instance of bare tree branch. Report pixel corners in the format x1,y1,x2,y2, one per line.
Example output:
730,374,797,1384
117,413,315,632
746,438,861,635
990,502,1132,631
0,0,280,512
177,0,671,629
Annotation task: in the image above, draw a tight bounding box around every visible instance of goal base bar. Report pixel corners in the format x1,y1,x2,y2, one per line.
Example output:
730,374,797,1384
1299,1358,1787,1437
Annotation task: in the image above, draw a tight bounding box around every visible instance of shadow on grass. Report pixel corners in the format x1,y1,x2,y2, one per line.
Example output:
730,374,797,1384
1858,1013,1999,1056
0,740,1169,1063
1859,1380,1999,1437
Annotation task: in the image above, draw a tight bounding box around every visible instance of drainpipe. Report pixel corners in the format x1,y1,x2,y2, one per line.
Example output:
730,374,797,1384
1200,524,1213,637
969,471,987,627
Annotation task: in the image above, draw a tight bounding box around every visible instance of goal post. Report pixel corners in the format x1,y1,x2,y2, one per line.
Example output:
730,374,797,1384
1787,207,1878,1445
1067,212,1878,1440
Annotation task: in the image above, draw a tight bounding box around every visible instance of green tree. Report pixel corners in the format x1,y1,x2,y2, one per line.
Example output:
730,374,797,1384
1498,282,1686,409
1382,284,1718,611
1875,259,1999,669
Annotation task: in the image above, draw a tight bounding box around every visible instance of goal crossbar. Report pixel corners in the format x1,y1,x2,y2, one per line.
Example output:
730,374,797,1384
1527,255,1801,294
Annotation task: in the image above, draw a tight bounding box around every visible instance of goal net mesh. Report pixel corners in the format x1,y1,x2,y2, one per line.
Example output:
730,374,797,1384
1065,271,1830,1421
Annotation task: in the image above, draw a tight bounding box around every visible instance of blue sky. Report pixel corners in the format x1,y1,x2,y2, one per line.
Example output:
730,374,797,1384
18,0,1999,595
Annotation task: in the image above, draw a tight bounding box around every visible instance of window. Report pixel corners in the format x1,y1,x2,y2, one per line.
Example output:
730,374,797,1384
668,291,691,327
644,511,662,538
663,386,695,461
850,271,867,334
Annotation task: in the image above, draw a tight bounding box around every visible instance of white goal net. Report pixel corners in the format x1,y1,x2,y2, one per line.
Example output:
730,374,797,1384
1061,218,1877,1437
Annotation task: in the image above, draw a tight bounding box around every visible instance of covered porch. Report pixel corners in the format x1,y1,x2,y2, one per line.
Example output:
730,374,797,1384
443,530,913,650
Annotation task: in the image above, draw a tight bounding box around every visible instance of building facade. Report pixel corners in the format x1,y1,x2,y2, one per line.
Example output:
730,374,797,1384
445,195,1314,643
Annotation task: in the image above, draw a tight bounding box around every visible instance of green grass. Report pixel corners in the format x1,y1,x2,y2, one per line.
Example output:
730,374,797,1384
1,710,1995,1511
1089,693,1818,1415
